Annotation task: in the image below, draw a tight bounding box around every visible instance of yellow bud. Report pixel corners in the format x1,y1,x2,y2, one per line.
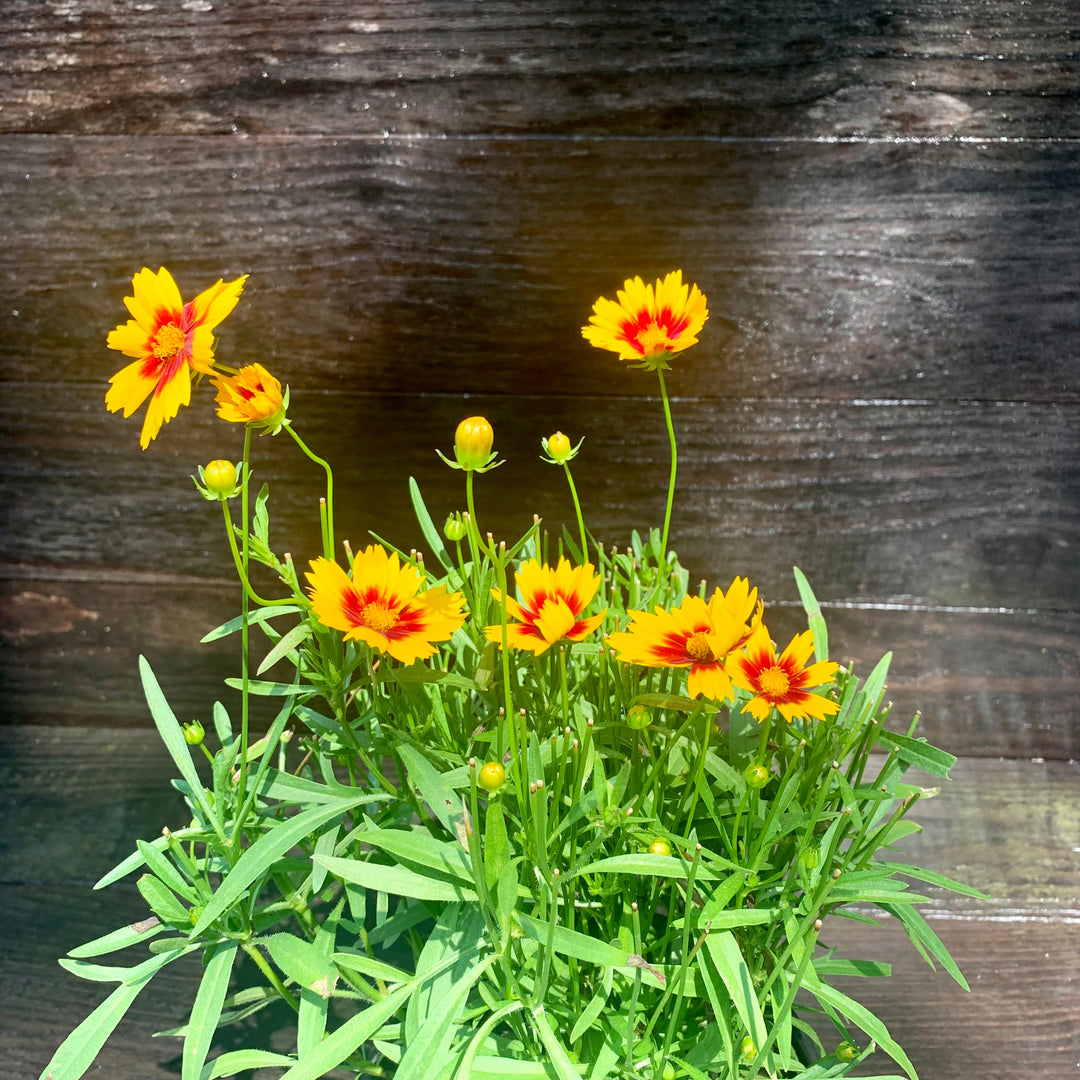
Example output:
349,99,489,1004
478,761,506,792
744,763,771,789
740,1036,756,1060
182,720,204,745
546,431,572,462
648,838,671,857
836,1041,857,1062
203,459,237,497
454,416,494,471
626,704,651,730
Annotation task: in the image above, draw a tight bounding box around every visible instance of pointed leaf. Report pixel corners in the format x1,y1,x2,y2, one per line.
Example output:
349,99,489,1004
182,940,238,1080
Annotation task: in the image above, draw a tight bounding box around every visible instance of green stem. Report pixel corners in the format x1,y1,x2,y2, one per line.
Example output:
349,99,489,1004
561,461,588,563
286,425,335,561
238,427,253,814
242,941,300,1012
655,367,678,569
219,499,294,607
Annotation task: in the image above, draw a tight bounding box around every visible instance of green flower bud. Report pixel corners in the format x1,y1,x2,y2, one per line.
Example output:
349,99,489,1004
744,762,771,789
626,704,651,730
836,1041,857,1062
454,416,494,471
648,838,672,857
662,1064,676,1080
478,761,505,792
203,459,237,497
800,844,821,870
182,720,204,745
443,511,468,542
740,1036,756,1060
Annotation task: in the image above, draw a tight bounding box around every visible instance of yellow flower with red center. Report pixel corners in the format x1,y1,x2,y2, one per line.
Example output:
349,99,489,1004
582,270,708,369
728,624,840,723
212,363,287,431
105,267,247,448
485,558,604,655
607,577,761,702
306,545,466,665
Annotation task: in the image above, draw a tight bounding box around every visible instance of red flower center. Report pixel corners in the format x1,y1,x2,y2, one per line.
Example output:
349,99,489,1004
758,667,790,698
361,601,396,633
152,323,186,360
686,632,714,662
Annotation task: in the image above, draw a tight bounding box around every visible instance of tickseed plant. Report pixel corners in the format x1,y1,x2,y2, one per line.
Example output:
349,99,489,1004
42,268,982,1080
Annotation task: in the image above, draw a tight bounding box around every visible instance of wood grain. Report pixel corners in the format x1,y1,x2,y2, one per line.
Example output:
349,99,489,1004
3,136,1078,403
2,1,1078,139
2,734,1077,1080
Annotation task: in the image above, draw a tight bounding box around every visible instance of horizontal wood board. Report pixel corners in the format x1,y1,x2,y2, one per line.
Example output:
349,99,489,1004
2,136,1078,403
2,1,1079,139
1,731,1077,1079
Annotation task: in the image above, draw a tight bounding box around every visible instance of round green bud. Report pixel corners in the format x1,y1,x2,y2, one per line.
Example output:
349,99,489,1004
740,1036,756,1060
836,1041,857,1062
182,720,205,745
662,1064,676,1080
443,511,467,542
626,704,651,730
744,762,771,789
648,838,672,857
478,761,505,792
800,844,821,870
454,416,494,471
203,459,237,497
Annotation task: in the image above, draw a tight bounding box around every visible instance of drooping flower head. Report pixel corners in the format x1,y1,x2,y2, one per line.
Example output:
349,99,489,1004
582,270,708,370
728,624,840,723
306,545,466,665
106,267,247,448
607,577,761,702
486,557,604,655
212,363,287,433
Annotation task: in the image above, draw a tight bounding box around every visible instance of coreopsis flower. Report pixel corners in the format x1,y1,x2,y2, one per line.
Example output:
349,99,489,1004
306,545,466,665
582,270,708,370
211,363,287,432
728,624,840,723
106,267,246,448
607,577,761,702
486,557,604,655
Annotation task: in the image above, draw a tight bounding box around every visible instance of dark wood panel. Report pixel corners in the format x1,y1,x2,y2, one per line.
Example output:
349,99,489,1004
4,731,1075,907
2,388,1076,612
1,1,1077,138
2,136,1078,402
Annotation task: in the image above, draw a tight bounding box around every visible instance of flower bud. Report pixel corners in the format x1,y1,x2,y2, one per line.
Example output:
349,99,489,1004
836,1041,857,1062
443,511,468,542
626,704,651,730
648,838,671,857
662,1064,676,1080
454,416,494,471
800,844,820,870
478,761,505,792
744,762,771,789
740,1036,756,1060
182,720,205,745
203,459,237,497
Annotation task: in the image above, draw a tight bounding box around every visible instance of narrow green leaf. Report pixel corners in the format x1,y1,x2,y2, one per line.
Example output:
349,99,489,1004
256,620,311,675
277,983,414,1080
885,861,989,901
569,981,609,1043
861,652,892,713
454,1001,526,1080
792,566,828,662
316,855,478,902
139,657,218,830
332,951,413,984
409,476,454,572
136,839,198,903
222,677,314,697
67,917,163,959
257,768,354,804
212,701,233,746
572,853,721,881
874,730,956,778
182,940,238,1080
397,743,466,838
190,797,372,937
200,605,303,643
630,692,699,714
311,825,340,893
94,828,205,890
39,950,181,1080
137,873,189,925
362,822,475,884
517,913,628,968
703,931,768,1051
813,957,892,978
879,902,970,990
262,935,338,997
531,1004,583,1080
200,1050,297,1079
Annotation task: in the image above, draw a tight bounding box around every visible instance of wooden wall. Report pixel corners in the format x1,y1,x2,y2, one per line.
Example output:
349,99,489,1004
1,3,1077,1078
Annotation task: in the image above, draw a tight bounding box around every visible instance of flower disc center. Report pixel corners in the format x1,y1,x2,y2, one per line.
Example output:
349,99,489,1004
636,323,674,356
152,323,187,359
686,632,714,662
361,601,396,633
759,667,790,698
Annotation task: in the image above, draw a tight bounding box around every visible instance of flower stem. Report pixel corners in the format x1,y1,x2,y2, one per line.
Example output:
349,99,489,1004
286,425,335,560
655,367,678,570
561,461,588,563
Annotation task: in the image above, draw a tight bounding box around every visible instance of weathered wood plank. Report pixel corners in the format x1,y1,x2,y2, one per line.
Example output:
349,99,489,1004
3,575,1077,756
2,746,1077,1078
2,1,1077,138
3,136,1078,402
2,732,1076,908
2,387,1076,610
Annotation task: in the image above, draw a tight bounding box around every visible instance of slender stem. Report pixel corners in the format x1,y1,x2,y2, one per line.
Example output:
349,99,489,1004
242,942,300,1012
655,367,678,568
238,426,253,814
219,499,294,606
286,425,335,560
561,461,588,563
